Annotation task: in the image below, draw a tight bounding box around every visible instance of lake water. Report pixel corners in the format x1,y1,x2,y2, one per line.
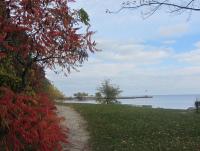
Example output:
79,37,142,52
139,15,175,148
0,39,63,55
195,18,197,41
120,95,200,109
64,94,200,109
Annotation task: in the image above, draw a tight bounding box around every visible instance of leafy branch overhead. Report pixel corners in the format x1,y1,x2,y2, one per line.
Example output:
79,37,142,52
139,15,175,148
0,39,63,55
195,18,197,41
0,0,97,91
78,8,90,25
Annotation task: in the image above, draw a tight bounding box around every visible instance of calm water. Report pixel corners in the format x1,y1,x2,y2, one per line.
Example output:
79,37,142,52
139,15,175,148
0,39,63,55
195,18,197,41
120,95,200,109
64,95,200,109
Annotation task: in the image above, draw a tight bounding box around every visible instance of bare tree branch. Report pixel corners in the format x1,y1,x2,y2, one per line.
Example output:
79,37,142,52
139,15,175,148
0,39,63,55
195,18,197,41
107,0,200,18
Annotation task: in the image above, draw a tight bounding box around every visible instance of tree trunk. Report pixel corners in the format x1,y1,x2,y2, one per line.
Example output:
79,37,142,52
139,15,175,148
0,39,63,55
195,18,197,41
18,66,29,92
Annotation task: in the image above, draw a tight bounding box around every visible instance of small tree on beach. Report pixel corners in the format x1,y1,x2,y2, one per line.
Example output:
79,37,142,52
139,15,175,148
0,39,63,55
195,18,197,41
95,80,122,104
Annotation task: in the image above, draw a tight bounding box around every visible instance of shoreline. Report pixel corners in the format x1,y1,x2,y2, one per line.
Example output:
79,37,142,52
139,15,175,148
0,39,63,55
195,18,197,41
56,102,195,111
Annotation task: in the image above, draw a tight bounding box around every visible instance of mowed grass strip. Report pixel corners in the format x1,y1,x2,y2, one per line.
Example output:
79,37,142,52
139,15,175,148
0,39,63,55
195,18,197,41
65,104,200,151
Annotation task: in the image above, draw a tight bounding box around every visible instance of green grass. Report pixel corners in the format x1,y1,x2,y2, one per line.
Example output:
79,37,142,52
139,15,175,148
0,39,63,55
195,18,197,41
63,103,200,151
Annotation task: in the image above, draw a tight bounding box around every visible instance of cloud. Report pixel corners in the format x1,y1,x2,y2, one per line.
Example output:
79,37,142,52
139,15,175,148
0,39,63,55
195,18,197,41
46,63,200,96
195,41,200,48
176,50,200,64
45,37,200,96
162,40,176,45
135,66,200,77
45,0,200,96
96,40,171,65
175,41,200,65
158,23,188,37
45,39,175,95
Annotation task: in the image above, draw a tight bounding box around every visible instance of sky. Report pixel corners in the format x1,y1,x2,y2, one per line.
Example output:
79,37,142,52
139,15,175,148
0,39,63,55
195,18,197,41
46,0,200,96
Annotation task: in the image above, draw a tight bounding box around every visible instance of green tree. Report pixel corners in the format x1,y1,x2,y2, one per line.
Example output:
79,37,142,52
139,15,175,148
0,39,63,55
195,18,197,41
42,79,65,100
95,80,122,104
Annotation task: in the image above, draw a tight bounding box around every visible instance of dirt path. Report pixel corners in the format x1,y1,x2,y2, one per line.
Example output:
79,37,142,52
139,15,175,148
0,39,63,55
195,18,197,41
56,105,90,151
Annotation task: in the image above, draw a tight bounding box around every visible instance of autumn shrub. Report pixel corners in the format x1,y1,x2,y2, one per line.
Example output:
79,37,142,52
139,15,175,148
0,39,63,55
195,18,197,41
0,87,67,151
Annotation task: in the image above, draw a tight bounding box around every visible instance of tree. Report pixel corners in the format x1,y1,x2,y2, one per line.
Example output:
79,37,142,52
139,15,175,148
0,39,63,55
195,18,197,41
74,92,88,101
0,0,96,91
108,0,200,18
0,0,97,150
42,79,66,100
95,80,122,104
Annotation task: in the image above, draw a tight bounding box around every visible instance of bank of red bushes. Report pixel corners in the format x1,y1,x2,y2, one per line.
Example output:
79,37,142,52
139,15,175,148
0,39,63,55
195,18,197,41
0,88,67,151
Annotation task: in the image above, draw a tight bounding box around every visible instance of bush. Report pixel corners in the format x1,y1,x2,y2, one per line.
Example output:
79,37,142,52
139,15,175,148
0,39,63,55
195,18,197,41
0,72,21,92
0,88,67,151
95,80,122,104
41,79,66,100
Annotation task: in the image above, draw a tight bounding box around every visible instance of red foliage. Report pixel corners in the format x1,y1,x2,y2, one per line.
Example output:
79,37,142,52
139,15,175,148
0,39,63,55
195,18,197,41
0,1,96,150
0,0,96,72
0,88,68,151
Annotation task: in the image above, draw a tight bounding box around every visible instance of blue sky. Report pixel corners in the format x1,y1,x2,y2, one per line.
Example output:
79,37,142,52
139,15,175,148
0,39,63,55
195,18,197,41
46,0,200,96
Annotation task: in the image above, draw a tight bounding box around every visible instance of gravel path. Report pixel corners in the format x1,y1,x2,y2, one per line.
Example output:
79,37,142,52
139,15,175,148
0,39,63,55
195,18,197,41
56,105,90,151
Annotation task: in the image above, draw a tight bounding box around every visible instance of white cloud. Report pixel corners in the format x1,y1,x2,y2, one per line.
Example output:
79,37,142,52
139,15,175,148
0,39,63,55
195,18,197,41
159,23,188,37
162,40,176,45
97,40,171,64
195,41,200,48
45,38,200,96
45,39,175,95
45,0,200,95
176,50,200,64
46,63,200,96
176,41,200,65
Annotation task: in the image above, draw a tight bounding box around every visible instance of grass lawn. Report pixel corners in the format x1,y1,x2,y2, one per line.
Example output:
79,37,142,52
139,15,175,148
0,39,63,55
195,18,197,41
62,103,200,151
